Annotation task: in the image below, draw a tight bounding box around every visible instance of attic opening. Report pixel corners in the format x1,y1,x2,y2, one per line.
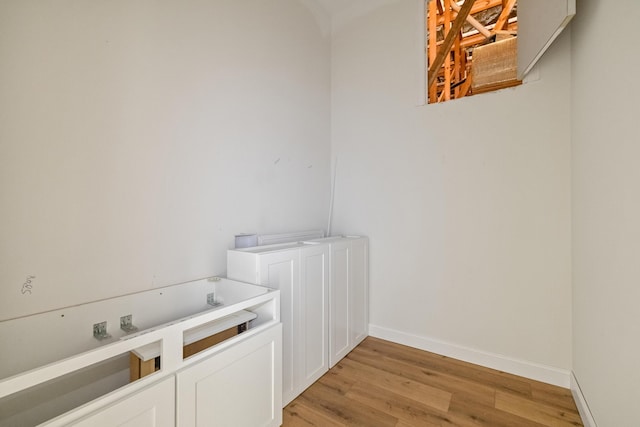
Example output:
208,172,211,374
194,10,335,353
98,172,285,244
426,0,520,103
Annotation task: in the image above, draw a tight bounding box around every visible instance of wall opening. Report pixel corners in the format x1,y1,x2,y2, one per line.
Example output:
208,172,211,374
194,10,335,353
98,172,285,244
426,0,520,104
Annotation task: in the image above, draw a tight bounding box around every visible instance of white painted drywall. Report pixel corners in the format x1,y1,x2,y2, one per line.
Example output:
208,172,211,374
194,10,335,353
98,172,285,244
331,1,572,371
517,0,576,79
572,0,640,425
0,0,331,320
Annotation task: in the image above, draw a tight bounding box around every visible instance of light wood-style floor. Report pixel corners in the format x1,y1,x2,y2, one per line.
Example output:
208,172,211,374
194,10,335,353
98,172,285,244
283,337,583,427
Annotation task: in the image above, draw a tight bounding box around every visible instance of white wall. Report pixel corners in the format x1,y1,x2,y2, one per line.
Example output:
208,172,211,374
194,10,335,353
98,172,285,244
331,1,572,375
0,0,331,320
572,0,640,425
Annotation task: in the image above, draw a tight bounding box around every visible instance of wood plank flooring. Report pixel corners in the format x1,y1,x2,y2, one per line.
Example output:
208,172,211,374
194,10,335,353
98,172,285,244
283,337,583,427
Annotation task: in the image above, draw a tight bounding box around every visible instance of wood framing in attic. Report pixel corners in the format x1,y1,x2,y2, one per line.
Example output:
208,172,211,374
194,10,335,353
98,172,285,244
426,0,520,104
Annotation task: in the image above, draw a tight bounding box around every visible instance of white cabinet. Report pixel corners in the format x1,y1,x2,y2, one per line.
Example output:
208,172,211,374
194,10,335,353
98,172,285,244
350,237,369,349
227,236,368,402
258,248,298,404
69,377,175,427
176,323,282,427
313,236,369,368
327,239,351,365
227,242,329,406
1,278,282,427
298,244,330,392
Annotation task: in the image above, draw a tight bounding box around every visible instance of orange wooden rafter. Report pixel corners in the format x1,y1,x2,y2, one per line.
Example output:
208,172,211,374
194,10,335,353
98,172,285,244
437,21,518,49
436,0,503,25
427,0,475,91
428,0,438,103
454,29,462,98
456,75,473,98
443,0,451,101
450,1,492,39
493,0,516,32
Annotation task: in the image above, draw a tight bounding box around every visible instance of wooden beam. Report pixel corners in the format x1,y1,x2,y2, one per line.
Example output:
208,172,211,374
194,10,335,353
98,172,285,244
493,0,516,32
454,29,462,98
437,21,517,49
450,1,492,38
472,0,503,14
428,0,438,103
436,0,444,14
428,0,476,90
470,78,521,94
436,0,503,25
443,0,451,101
456,75,473,98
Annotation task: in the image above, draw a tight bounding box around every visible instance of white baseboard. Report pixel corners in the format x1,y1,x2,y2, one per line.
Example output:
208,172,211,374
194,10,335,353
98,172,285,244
570,371,598,427
368,324,571,388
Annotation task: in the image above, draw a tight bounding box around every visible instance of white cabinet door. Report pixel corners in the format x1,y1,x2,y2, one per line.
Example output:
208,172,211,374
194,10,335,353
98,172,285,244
298,244,329,394
327,237,369,368
176,324,282,427
257,250,298,406
350,238,369,347
329,240,350,368
227,244,331,406
69,377,175,427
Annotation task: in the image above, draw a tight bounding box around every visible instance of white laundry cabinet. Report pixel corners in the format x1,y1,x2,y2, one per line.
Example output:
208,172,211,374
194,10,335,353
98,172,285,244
310,236,369,367
68,376,176,427
227,242,329,406
176,323,282,427
227,235,368,404
0,278,282,427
